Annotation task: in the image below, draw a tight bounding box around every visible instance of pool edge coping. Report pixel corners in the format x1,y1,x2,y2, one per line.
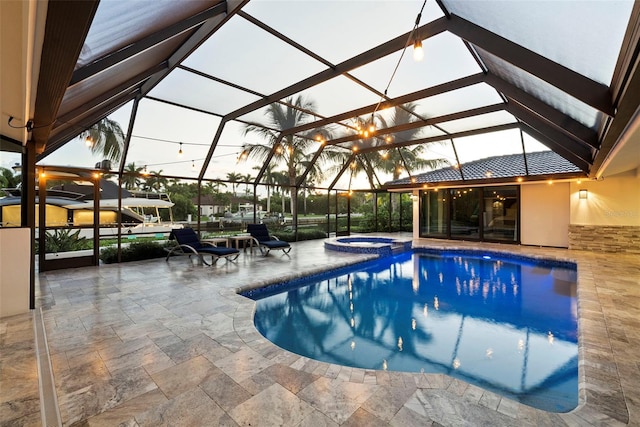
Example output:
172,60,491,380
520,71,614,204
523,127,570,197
227,242,629,425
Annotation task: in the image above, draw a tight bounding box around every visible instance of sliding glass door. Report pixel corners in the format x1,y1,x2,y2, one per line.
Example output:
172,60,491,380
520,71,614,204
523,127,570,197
450,188,480,239
420,189,447,238
419,186,519,243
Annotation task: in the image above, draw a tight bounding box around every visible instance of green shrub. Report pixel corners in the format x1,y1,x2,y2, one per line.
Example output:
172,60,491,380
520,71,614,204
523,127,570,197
36,229,92,254
100,241,170,264
273,228,327,242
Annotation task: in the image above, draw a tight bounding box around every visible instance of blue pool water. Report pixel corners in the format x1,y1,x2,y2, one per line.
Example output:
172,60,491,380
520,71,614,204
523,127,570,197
245,250,579,413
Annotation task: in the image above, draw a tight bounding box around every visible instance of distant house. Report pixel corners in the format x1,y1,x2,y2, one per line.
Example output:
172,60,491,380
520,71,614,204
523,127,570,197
191,195,261,218
191,195,226,218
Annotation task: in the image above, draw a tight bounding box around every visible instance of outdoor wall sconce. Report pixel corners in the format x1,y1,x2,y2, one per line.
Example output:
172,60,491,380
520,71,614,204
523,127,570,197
579,189,588,199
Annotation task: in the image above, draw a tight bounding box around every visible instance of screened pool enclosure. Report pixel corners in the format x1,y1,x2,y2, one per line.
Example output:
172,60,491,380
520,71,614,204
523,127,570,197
3,0,639,267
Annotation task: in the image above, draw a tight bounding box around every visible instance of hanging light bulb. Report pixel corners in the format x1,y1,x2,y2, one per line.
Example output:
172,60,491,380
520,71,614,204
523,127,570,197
191,160,196,171
178,142,183,158
413,39,424,61
85,134,94,147
142,165,149,176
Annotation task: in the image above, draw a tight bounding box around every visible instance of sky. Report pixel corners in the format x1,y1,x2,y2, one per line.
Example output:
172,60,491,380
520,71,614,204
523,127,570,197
2,0,633,191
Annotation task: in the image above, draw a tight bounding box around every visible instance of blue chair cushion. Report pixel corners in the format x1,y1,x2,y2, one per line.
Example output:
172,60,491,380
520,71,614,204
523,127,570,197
198,246,239,256
261,240,290,249
247,224,271,242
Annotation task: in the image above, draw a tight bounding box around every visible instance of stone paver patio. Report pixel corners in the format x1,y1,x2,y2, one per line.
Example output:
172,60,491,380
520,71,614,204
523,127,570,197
1,237,638,426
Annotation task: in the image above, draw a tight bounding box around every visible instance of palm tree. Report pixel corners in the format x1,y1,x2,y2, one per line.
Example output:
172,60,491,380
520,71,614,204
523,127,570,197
213,180,227,193
271,170,290,215
226,172,242,196
122,162,143,190
242,96,333,220
143,170,168,192
242,173,253,196
375,103,448,180
330,103,448,188
0,167,19,189
254,164,275,213
298,159,325,215
83,117,125,163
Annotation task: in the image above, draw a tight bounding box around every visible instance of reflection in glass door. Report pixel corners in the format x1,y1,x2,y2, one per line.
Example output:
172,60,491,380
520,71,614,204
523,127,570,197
418,186,519,243
450,188,480,239
483,186,518,242
420,189,447,237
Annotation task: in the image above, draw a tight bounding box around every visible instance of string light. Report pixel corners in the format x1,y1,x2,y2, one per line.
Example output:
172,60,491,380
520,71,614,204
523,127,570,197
367,0,428,127
191,160,196,171
85,135,94,147
178,142,183,158
413,39,424,61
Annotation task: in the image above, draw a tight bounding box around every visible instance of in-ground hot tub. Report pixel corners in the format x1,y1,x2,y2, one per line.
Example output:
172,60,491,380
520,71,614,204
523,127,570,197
324,236,412,256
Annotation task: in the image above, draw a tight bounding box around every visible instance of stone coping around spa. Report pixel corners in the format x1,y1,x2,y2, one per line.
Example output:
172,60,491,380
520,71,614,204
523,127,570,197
324,235,413,256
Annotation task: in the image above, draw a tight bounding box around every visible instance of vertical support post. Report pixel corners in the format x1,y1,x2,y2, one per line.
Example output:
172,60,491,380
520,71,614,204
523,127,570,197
118,96,140,262
326,190,330,237
294,185,299,242
93,174,100,265
347,193,351,236
399,193,403,231
253,184,258,223
388,193,392,232
197,180,202,235
374,192,378,233
38,171,46,272
334,191,338,236
23,146,36,309
117,178,122,263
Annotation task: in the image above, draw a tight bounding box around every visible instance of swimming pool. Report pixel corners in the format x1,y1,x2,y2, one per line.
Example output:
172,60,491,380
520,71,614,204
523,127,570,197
245,249,579,412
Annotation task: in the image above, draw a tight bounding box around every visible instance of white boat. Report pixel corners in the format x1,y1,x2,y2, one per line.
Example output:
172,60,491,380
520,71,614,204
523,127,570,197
0,179,183,238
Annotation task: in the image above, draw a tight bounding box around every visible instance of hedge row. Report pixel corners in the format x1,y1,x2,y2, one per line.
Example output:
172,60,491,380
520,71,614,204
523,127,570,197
100,241,171,264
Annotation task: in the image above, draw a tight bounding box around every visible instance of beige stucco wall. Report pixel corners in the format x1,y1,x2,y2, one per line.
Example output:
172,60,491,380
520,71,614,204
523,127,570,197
0,228,31,318
570,169,640,226
521,182,571,247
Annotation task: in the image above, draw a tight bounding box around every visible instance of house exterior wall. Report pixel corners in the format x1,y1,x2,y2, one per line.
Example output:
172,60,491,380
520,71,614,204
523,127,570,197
0,228,31,317
521,182,571,247
569,170,640,227
568,170,640,253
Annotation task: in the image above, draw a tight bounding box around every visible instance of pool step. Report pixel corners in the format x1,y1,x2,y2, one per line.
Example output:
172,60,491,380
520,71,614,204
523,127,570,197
391,243,409,255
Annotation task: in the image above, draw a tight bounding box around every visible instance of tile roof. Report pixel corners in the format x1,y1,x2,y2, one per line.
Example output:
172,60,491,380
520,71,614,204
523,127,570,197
386,151,583,186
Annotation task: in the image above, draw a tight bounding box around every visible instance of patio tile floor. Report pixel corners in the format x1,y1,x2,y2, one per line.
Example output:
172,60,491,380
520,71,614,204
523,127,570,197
1,237,639,426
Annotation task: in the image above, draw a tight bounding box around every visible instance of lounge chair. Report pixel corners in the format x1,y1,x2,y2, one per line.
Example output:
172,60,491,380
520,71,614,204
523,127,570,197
166,228,239,265
247,223,291,256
